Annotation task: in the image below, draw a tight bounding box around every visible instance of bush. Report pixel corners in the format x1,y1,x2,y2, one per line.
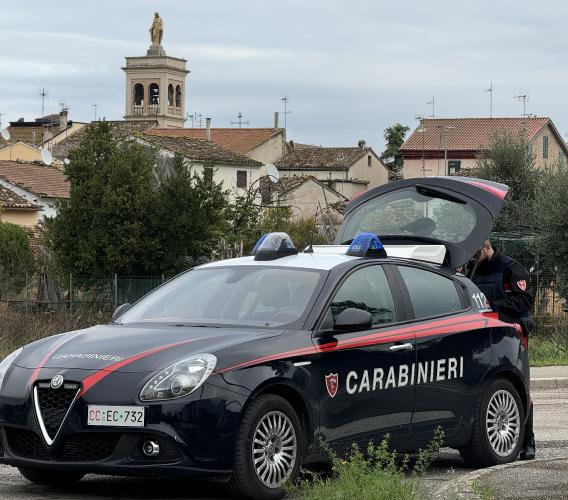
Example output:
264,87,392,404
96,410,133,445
0,222,35,299
288,429,444,500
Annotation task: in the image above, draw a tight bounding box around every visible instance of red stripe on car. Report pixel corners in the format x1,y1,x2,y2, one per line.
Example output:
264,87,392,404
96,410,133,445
466,181,507,199
78,338,201,397
216,313,511,374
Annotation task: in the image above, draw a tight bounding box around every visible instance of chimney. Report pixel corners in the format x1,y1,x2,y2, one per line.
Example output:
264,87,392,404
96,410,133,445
358,139,366,149
59,109,68,131
205,118,211,141
289,140,295,151
274,112,279,130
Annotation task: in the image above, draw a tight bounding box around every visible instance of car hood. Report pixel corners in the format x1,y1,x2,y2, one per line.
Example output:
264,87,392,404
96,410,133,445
14,324,282,373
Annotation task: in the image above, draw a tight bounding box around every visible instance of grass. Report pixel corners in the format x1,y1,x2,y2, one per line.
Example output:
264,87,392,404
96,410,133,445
0,306,108,357
287,429,444,500
470,479,495,500
530,337,568,366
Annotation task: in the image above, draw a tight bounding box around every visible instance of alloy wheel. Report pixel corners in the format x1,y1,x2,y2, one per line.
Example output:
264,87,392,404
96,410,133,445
251,410,297,488
486,389,520,457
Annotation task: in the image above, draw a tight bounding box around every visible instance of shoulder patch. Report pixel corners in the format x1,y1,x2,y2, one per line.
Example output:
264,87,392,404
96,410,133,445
517,280,527,291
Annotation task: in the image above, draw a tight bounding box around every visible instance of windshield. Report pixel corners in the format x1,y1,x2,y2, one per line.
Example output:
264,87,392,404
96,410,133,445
342,187,477,243
119,266,324,328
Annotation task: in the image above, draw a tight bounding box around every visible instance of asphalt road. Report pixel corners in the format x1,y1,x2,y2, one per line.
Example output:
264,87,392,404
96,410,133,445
0,388,566,499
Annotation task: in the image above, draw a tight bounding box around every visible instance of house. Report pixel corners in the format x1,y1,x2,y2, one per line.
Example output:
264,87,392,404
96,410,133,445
0,161,69,219
0,142,43,162
146,115,286,164
5,110,73,147
0,185,41,227
274,141,391,199
260,175,348,219
401,117,568,178
136,133,264,198
43,121,88,153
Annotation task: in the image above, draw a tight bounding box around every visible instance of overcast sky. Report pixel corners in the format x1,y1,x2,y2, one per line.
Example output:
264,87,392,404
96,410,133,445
1,0,567,152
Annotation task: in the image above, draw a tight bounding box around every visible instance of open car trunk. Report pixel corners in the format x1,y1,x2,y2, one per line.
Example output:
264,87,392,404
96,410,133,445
335,176,509,268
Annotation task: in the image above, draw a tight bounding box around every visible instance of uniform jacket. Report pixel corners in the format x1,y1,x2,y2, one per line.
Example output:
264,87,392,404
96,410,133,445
468,249,534,323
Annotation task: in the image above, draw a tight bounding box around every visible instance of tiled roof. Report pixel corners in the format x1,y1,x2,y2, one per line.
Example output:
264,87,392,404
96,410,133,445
259,175,347,205
0,161,69,198
275,147,371,171
401,117,553,152
147,128,283,156
51,120,158,160
0,185,39,209
138,134,263,166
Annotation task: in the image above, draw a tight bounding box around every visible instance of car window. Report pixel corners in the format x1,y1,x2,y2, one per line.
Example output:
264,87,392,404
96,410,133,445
329,266,396,326
397,266,462,319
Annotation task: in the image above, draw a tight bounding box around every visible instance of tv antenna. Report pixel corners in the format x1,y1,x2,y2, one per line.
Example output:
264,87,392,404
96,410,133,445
187,112,203,127
230,112,250,128
281,95,291,132
427,96,435,118
92,104,98,121
514,93,529,117
39,88,48,118
486,82,494,118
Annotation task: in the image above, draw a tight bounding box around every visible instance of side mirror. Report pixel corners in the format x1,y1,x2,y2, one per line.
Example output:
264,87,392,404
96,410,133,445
112,303,131,321
334,308,373,332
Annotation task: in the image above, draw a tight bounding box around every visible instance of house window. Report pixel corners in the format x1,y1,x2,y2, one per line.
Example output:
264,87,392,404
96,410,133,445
448,160,461,174
237,170,247,188
543,136,549,159
368,155,372,167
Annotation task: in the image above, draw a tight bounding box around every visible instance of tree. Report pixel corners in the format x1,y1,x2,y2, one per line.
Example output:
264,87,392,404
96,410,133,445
474,130,540,231
258,207,326,250
45,122,159,276
152,157,230,273
381,123,410,173
0,222,35,298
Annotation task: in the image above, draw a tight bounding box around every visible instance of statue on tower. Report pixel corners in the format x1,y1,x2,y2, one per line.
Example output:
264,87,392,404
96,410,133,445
149,12,163,46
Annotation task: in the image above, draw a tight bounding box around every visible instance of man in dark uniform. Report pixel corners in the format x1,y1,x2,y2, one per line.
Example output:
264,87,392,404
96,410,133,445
467,239,535,460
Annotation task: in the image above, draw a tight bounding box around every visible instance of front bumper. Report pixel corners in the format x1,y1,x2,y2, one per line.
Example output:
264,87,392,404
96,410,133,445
0,366,247,479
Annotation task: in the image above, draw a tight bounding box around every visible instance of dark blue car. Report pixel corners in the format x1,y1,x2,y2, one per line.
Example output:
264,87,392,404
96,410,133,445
0,177,530,499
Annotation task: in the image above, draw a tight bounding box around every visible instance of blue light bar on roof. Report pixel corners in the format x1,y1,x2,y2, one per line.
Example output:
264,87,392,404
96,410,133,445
346,232,387,258
252,232,298,261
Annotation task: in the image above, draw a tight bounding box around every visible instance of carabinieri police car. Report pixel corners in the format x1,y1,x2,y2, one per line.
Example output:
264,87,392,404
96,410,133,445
0,177,530,499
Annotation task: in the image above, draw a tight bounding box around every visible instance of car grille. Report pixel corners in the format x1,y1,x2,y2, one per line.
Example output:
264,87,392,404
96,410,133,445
6,428,120,462
6,428,49,460
35,382,79,440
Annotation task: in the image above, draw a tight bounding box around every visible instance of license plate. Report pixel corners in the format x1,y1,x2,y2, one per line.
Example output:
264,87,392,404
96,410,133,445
87,405,145,427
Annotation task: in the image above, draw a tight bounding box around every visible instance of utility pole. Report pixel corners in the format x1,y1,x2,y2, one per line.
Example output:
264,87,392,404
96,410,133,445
92,104,98,122
486,82,494,118
281,95,291,134
39,88,48,144
427,96,435,118
230,112,250,128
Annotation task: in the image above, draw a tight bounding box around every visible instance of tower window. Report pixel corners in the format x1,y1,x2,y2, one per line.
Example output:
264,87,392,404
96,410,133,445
134,83,144,106
168,84,174,107
175,85,182,107
149,83,160,105
543,136,549,159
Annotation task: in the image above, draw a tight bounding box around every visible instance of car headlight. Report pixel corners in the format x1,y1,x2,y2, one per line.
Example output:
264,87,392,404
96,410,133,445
0,347,24,389
140,353,217,401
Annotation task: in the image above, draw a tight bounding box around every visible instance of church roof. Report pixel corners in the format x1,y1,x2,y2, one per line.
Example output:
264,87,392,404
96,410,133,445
0,161,69,199
51,120,158,160
138,134,263,166
146,128,283,156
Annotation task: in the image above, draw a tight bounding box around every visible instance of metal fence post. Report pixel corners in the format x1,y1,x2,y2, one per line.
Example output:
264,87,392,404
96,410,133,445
69,273,73,315
113,274,118,311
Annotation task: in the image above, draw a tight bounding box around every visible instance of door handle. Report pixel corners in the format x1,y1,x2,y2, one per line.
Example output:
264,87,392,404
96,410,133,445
389,343,414,352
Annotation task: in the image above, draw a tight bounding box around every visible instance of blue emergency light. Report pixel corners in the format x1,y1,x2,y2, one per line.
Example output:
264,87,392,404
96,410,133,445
252,232,298,261
346,232,387,258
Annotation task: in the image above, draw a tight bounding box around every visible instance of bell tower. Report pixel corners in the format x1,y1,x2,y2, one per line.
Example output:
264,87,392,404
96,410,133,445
122,13,189,128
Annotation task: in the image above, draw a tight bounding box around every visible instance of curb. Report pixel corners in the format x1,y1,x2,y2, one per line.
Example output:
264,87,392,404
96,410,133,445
431,456,568,499
530,377,568,390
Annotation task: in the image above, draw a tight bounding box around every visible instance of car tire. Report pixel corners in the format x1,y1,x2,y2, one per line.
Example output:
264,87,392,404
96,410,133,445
459,378,525,467
18,467,85,485
228,394,303,500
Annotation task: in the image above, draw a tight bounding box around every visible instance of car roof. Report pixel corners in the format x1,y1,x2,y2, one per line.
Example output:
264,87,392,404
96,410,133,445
198,244,447,272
